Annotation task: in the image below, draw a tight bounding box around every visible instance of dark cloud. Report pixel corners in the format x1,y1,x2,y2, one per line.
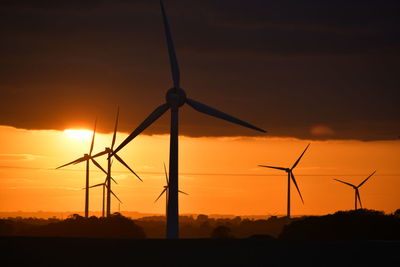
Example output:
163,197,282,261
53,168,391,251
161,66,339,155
0,0,399,140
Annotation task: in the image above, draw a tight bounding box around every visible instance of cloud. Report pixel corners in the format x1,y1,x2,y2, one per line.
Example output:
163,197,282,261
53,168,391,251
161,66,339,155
7,185,81,191
0,154,43,161
0,0,399,140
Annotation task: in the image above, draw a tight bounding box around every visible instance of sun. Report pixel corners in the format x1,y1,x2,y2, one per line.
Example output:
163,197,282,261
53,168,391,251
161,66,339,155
64,129,93,140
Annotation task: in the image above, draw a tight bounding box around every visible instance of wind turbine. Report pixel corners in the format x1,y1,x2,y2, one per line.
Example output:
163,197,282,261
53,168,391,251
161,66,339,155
56,120,107,218
111,0,266,238
334,171,376,210
91,107,142,217
154,163,188,216
258,144,310,218
88,175,123,217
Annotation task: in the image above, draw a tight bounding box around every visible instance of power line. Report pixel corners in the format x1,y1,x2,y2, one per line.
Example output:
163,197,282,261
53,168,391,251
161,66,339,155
0,165,399,177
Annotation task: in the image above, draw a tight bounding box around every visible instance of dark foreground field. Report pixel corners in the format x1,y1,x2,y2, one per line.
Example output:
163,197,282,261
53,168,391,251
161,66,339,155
1,236,399,267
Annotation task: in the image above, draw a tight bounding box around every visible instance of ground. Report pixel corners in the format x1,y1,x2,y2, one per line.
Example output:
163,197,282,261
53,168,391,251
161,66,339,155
1,236,399,266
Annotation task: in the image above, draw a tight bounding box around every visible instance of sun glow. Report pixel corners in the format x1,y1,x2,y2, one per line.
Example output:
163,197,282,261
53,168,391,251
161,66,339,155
64,129,93,140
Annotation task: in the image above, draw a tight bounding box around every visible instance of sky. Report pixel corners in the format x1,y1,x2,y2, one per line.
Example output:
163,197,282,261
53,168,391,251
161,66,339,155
0,1,399,216
0,126,399,216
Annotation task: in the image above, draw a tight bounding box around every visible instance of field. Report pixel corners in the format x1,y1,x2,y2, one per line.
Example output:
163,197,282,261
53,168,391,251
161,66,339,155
2,236,399,266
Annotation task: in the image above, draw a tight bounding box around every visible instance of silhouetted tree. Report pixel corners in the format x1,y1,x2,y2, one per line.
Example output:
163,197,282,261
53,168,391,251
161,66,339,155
4,214,146,238
196,214,208,223
280,209,400,240
394,209,400,217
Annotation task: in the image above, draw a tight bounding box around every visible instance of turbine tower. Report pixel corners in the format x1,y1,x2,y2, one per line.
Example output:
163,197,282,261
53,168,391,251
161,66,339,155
92,107,142,217
56,120,107,218
111,0,266,238
259,144,310,218
334,171,376,210
155,163,188,215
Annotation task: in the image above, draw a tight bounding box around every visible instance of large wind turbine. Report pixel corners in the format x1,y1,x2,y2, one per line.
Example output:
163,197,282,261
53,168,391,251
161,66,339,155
334,171,376,210
56,120,107,218
91,107,142,217
111,0,266,238
259,144,310,218
154,163,188,216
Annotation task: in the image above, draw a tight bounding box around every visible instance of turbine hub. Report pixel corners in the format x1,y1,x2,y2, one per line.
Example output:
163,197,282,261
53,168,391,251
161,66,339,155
166,87,186,108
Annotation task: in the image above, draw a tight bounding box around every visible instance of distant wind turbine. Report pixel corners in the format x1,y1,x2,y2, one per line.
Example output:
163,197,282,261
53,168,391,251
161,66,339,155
334,171,376,210
88,174,123,217
91,107,142,217
259,144,310,218
111,0,266,239
155,162,188,215
56,119,107,218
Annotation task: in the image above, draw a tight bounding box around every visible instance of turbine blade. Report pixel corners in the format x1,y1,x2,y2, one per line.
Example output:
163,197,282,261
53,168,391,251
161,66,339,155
178,190,188,195
160,0,180,88
356,189,363,209
88,183,105,189
89,118,97,156
73,157,88,165
55,157,85,169
111,103,170,157
154,188,167,203
357,170,376,188
163,162,169,185
291,144,310,170
258,165,287,171
114,154,142,182
291,172,304,204
111,176,118,184
91,158,107,175
186,98,266,133
92,150,108,159
110,190,122,204
334,178,356,188
111,106,119,150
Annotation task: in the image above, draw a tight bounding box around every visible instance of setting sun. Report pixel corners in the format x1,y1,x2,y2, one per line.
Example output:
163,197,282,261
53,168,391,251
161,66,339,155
64,129,93,140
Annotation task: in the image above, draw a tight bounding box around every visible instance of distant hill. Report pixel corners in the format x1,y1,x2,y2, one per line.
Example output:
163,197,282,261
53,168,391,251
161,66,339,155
0,211,157,219
0,211,275,220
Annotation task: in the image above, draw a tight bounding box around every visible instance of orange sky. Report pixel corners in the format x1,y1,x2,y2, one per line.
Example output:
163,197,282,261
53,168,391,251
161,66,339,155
0,125,399,216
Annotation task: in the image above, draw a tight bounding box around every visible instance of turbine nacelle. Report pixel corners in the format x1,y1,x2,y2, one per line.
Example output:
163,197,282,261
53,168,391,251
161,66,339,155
166,87,186,108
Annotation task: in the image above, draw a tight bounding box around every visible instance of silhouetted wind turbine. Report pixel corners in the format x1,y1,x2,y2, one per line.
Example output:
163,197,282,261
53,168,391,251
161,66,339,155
334,171,376,210
111,0,266,239
56,120,107,218
88,175,122,217
92,107,142,217
259,144,310,218
85,160,119,217
155,163,188,215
